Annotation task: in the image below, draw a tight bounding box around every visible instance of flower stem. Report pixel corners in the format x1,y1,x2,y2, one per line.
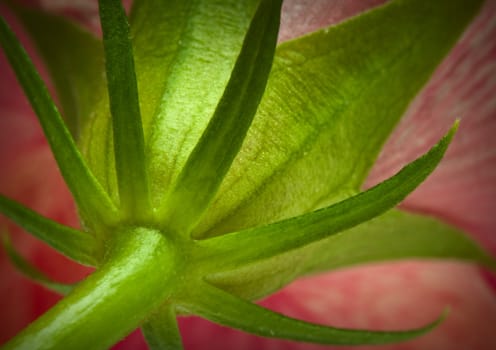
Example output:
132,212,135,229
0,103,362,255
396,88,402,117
3,227,178,350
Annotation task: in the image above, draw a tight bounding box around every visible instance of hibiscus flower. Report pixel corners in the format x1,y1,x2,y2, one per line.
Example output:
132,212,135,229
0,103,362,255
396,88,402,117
0,1,495,349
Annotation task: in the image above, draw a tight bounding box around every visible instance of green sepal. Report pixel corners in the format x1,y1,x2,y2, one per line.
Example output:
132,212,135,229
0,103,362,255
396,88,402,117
128,0,253,139
77,0,258,214
8,2,105,139
195,0,485,237
301,209,496,275
2,234,75,295
142,305,183,350
0,195,99,266
200,124,457,271
99,0,151,221
0,16,118,231
179,282,446,345
205,208,496,301
128,0,258,207
158,0,282,235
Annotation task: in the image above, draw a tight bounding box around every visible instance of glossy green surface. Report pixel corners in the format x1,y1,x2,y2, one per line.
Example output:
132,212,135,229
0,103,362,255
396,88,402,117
3,227,177,350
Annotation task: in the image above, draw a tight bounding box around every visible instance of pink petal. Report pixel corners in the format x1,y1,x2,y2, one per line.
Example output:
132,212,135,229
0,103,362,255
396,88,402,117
278,0,387,42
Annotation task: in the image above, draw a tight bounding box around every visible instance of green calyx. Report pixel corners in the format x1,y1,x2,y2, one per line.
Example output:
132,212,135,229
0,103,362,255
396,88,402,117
0,0,493,349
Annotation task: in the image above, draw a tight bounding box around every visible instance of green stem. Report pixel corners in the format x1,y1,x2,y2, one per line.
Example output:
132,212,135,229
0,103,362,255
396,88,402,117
3,227,178,350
